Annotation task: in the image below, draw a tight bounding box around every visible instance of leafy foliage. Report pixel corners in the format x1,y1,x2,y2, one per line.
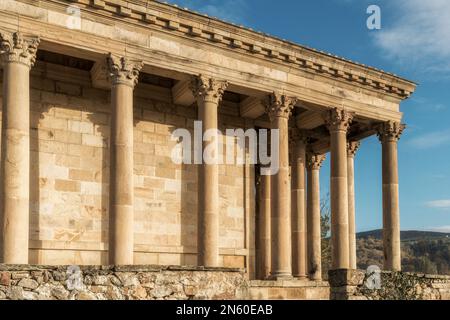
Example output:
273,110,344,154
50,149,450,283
320,195,331,279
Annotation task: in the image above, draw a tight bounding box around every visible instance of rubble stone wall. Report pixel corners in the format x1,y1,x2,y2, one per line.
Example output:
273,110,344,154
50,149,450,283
328,269,450,300
0,264,248,300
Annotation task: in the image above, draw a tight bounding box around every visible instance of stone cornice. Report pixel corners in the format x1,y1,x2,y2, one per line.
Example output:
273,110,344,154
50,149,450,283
48,0,416,99
107,53,143,87
264,92,297,120
190,75,228,105
376,121,405,142
0,31,39,67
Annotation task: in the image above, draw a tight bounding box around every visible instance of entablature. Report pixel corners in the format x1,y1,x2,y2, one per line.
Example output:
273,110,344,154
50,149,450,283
0,0,416,125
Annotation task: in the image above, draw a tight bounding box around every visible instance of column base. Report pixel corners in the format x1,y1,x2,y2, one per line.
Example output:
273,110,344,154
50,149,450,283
268,273,294,281
293,275,308,281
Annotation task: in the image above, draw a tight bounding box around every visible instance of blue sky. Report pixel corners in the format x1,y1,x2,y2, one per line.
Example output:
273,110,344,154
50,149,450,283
162,0,450,232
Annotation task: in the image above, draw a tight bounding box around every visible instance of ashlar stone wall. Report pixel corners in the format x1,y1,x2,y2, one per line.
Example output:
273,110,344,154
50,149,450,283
0,60,253,269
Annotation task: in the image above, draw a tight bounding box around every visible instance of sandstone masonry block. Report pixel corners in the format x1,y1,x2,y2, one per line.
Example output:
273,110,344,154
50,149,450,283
55,179,80,192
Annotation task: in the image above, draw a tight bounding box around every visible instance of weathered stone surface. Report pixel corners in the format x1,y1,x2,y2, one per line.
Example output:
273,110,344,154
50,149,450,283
0,272,11,286
105,286,123,300
2,264,448,300
35,283,53,299
23,291,39,300
51,285,69,300
7,287,24,300
93,275,109,285
18,278,39,290
328,269,450,300
328,269,365,287
11,272,30,280
77,291,97,300
0,264,248,300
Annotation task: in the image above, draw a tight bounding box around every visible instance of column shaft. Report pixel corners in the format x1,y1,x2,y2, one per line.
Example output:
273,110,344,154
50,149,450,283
258,173,271,279
325,108,353,270
378,121,404,271
198,99,219,266
191,76,228,267
347,141,360,270
265,93,296,279
306,153,325,280
291,132,307,279
0,32,39,264
108,55,142,265
271,116,291,277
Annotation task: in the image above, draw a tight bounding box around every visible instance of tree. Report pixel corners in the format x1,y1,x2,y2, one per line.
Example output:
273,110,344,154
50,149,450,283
320,194,331,279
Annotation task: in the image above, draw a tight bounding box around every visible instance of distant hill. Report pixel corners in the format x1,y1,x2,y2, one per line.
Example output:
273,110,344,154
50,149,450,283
353,230,450,275
357,229,450,242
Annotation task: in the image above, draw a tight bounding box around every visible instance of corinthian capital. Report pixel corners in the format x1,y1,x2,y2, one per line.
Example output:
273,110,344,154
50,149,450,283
107,54,143,87
264,92,297,120
347,141,360,157
190,75,228,105
306,153,326,170
324,107,354,132
376,121,405,142
0,32,40,68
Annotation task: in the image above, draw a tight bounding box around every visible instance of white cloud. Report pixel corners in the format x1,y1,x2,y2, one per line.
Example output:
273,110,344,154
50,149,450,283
407,129,450,149
425,200,450,209
372,0,450,77
426,226,450,233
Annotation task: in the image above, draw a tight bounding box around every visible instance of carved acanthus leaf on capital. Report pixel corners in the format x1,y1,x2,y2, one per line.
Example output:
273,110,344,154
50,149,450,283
347,141,361,157
107,54,143,87
0,32,40,68
264,92,297,120
190,75,228,104
306,153,326,170
376,121,405,142
324,107,354,132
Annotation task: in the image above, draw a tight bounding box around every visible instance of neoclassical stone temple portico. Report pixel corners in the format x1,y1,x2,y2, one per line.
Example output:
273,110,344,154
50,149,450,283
0,0,416,286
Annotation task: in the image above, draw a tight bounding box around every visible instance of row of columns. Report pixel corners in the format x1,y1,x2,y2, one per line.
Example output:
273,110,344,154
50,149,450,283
0,31,404,274
0,31,231,266
257,104,404,279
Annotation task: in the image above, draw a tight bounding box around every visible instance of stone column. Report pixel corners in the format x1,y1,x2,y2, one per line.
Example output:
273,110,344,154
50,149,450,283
258,173,271,279
306,153,325,280
325,108,353,270
0,32,39,264
377,121,404,271
265,92,297,279
107,54,143,265
347,141,360,269
190,75,228,267
290,129,308,279
347,141,360,270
